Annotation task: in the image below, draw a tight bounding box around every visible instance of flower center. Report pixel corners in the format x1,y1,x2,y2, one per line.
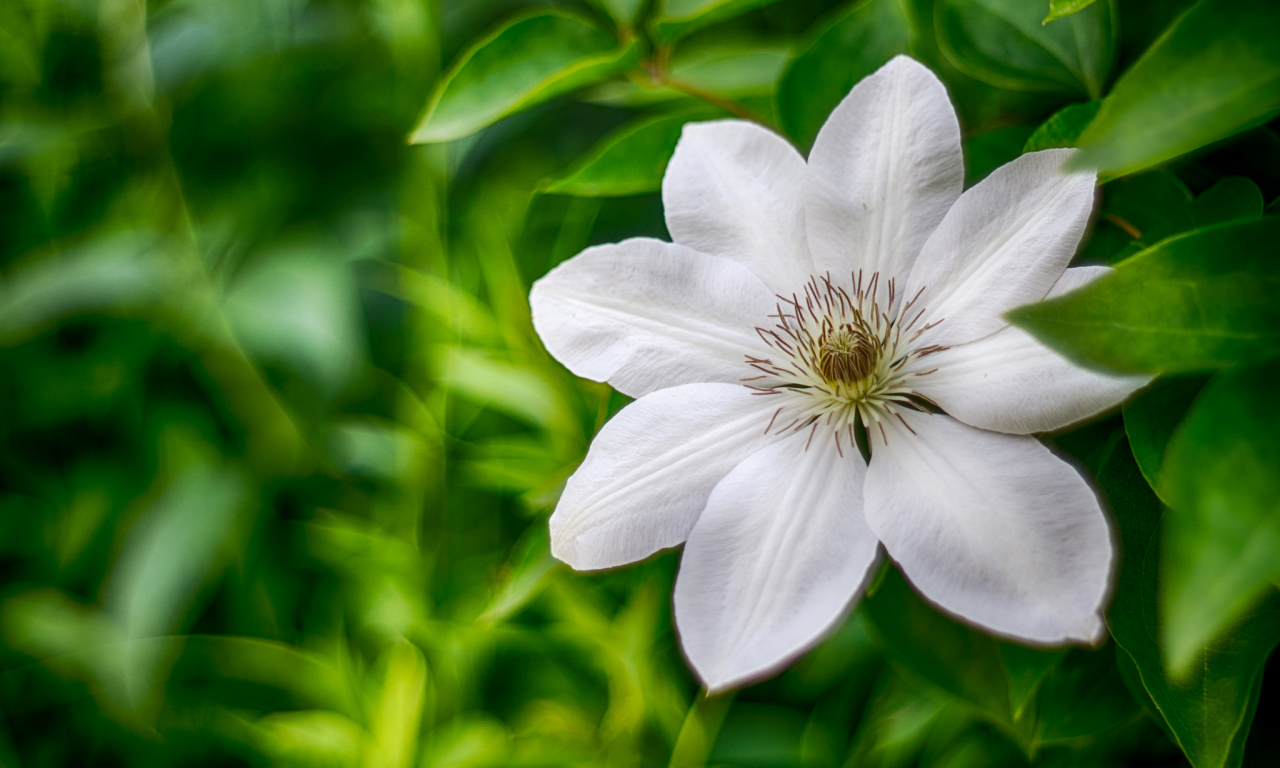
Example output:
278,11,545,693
742,272,945,453
817,325,878,385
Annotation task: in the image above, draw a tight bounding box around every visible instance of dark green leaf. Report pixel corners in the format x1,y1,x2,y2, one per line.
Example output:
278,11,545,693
1008,218,1280,374
996,642,1063,719
1160,359,1280,677
650,0,786,42
1187,176,1265,228
965,123,1037,186
1073,0,1280,177
1022,101,1100,152
541,108,724,197
1121,374,1210,496
936,0,1114,97
1034,646,1140,743
1045,0,1099,22
410,12,637,143
1099,439,1280,768
777,0,912,149
864,567,1028,744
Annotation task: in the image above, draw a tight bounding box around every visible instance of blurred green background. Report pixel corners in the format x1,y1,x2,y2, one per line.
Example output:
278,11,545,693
1,0,1278,766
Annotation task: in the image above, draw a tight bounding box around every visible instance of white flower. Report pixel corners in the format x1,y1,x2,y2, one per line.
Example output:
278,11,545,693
530,56,1149,692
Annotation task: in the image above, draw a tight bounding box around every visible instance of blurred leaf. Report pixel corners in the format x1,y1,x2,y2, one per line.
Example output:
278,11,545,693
996,642,1063,720
480,524,558,623
1033,647,1139,743
253,710,365,768
864,568,1024,741
367,640,427,768
935,0,1114,97
844,671,968,768
435,346,575,433
777,0,912,149
1121,374,1209,497
223,248,367,395
0,234,181,344
583,42,790,107
589,0,647,28
1045,0,1098,22
410,12,637,143
541,107,722,197
1099,439,1280,768
1160,360,1280,678
1008,218,1280,374
650,0,787,42
1022,101,1100,152
1073,0,1280,177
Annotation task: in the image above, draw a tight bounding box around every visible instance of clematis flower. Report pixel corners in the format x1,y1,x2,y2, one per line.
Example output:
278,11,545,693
530,56,1149,692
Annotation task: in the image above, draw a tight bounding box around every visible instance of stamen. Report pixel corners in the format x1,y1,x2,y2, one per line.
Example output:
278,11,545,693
744,271,944,453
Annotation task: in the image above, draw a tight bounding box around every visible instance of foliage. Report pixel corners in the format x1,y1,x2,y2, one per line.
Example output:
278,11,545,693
0,0,1277,766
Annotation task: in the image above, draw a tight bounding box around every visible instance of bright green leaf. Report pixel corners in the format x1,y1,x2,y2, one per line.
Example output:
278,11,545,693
650,0,786,42
1022,101,1100,152
1072,0,1280,177
410,12,637,143
777,0,912,149
1099,439,1280,768
1160,360,1280,678
541,108,723,197
936,0,1115,97
1008,218,1280,374
1044,0,1098,22
1121,374,1210,497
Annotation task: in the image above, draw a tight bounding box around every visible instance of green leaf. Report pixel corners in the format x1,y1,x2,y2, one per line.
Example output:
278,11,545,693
1121,374,1210,496
777,0,912,149
964,123,1037,186
541,108,723,197
583,42,789,107
1033,646,1140,743
1022,100,1100,152
935,0,1115,97
588,0,647,28
1044,0,1098,22
650,0,786,42
1099,439,1280,768
864,567,1027,742
1073,0,1280,177
1160,359,1280,678
996,642,1063,720
1187,176,1265,228
1008,218,1280,374
409,12,637,143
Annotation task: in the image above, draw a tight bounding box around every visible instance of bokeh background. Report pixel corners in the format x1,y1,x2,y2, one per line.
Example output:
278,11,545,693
1,0,1277,766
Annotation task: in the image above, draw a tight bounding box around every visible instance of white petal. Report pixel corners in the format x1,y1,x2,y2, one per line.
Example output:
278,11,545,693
663,120,813,292
864,410,1112,644
805,55,963,302
550,383,777,571
674,428,878,692
915,267,1151,434
906,149,1097,348
530,238,776,398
